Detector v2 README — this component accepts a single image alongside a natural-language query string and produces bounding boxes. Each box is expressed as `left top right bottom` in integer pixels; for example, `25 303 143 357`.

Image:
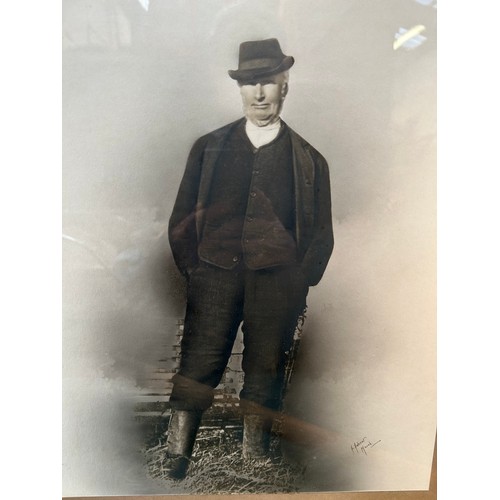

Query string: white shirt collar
245 119 282 148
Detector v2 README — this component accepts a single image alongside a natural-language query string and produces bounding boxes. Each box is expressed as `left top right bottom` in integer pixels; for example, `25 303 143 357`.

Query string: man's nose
255 83 264 100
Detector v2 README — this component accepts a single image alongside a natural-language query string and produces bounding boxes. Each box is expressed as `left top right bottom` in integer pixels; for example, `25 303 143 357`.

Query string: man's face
239 72 288 127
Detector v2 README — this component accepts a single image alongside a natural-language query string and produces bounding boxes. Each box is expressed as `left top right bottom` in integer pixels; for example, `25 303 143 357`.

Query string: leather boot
242 414 272 460
164 410 202 480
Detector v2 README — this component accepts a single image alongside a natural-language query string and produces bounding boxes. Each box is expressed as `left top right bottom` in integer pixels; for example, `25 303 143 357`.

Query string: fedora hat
228 38 294 82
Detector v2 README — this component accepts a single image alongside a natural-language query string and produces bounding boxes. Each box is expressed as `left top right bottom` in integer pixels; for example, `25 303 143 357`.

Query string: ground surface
144 426 306 494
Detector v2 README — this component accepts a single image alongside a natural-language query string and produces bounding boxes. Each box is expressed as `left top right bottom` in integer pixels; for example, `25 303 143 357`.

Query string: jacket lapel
195 119 244 240
289 127 315 253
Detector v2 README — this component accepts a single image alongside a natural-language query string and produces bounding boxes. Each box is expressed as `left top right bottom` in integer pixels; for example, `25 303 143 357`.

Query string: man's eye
241 80 274 87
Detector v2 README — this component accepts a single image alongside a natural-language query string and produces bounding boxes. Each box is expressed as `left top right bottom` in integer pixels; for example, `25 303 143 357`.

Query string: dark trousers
169 262 309 412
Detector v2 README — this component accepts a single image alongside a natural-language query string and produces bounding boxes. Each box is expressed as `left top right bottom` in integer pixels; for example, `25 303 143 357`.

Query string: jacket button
232 256 239 262
250 192 256 198
246 216 254 222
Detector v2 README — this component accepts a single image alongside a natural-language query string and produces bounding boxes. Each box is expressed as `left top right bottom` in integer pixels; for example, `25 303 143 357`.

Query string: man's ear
281 82 289 98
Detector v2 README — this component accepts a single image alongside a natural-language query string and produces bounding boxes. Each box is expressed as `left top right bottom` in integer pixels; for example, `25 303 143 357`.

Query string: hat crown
238 38 285 65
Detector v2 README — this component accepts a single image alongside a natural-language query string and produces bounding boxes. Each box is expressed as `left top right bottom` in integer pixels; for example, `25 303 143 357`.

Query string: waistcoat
198 121 298 270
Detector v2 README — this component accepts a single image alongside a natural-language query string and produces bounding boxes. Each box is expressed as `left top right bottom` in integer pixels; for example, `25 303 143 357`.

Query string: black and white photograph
62 0 436 496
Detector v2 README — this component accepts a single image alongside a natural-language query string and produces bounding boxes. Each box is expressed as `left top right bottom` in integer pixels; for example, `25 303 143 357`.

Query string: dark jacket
169 118 334 286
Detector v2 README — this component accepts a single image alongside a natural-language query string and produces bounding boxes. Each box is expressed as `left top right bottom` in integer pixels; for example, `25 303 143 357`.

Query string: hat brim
228 56 294 82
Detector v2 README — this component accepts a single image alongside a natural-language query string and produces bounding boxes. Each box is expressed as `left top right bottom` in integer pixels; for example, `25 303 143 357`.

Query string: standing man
166 38 333 479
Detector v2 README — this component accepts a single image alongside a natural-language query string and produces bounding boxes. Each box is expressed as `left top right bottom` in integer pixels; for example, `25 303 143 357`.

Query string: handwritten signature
351 436 381 455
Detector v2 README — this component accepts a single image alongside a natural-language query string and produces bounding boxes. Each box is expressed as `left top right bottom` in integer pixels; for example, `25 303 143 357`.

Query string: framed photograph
62 0 436 497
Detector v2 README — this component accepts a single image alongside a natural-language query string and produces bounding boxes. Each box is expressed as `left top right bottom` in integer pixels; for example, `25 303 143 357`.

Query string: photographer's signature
351 436 381 455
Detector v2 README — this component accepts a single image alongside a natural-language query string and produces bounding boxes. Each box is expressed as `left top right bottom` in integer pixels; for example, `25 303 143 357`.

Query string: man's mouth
252 103 269 108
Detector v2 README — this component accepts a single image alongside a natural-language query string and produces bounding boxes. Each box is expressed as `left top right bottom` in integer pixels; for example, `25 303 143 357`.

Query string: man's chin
247 115 279 127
